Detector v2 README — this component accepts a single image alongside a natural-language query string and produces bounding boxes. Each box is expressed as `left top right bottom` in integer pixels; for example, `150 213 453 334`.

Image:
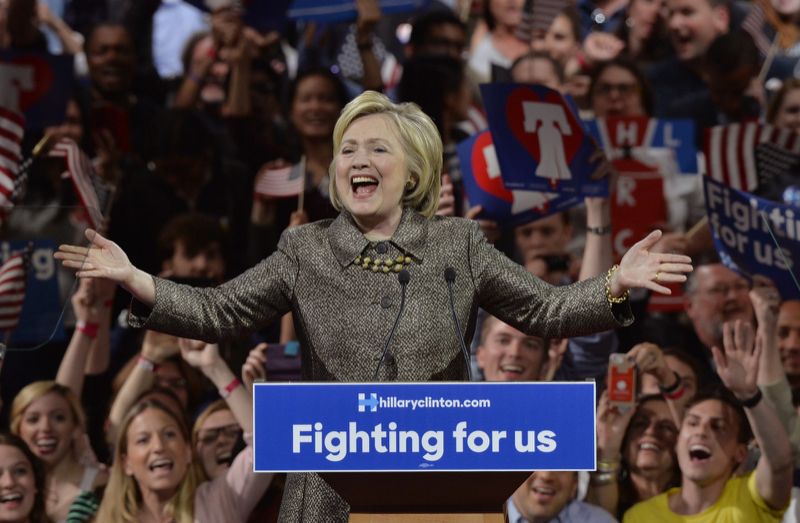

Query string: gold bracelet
590 471 617 486
605 264 629 304
597 459 621 473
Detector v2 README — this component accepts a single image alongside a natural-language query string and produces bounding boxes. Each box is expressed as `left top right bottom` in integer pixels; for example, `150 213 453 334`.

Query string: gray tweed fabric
129 207 632 521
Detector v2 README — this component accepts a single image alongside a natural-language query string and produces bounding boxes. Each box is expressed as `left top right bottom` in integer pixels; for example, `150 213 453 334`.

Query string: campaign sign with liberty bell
480 83 608 196
457 130 581 227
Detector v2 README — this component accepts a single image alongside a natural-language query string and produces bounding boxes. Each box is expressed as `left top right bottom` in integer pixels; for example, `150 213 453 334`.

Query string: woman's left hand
611 230 693 296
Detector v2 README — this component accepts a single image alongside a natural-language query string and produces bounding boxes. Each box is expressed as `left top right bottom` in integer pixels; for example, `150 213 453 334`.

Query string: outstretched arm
713 321 793 510
57 227 297 343
55 229 155 306
474 224 692 339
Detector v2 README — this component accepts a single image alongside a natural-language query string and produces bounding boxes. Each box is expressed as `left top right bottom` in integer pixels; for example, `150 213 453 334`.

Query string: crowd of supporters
1 0 800 521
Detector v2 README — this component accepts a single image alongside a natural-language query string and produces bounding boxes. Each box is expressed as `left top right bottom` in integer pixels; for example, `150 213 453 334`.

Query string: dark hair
150 109 215 159
588 57 655 116
288 68 349 113
685 385 753 444
181 30 212 79
614 0 673 62
662 347 705 394
510 51 566 84
157 212 227 266
767 78 800 124
706 30 760 74
85 22 133 52
559 6 581 44
398 54 465 138
617 394 680 517
409 9 467 49
0 433 50 523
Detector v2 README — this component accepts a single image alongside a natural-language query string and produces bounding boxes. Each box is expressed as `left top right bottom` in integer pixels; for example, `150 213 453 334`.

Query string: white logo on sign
522 102 572 181
483 144 501 179
0 63 35 112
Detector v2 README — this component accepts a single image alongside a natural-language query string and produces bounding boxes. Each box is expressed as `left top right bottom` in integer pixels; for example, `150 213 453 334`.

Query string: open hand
612 230 693 295
55 229 134 284
712 320 761 399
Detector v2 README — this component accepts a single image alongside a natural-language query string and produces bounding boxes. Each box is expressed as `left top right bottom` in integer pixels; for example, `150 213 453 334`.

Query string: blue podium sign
253 382 596 472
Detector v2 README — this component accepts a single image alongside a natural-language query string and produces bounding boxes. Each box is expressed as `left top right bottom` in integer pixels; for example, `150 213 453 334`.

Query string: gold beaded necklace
355 254 413 273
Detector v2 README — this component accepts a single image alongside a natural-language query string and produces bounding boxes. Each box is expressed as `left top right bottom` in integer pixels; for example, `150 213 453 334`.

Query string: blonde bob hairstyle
329 90 443 218
10 381 87 436
95 398 202 523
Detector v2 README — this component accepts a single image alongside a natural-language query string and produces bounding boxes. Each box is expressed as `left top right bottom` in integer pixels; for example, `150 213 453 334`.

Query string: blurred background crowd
1 0 800 521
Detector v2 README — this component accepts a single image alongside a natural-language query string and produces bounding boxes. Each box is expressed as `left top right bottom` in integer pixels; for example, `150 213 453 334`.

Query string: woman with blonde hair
94 340 272 523
10 382 106 523
56 90 693 520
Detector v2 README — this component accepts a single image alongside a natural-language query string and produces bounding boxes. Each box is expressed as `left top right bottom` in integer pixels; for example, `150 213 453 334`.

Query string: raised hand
242 342 268 392
596 390 636 458
749 276 780 327
178 338 221 371
628 342 673 387
436 174 456 216
712 320 761 399
55 229 133 283
611 230 693 296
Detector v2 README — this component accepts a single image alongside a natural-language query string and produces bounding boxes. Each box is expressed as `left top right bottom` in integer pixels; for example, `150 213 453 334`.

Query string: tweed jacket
129 207 633 521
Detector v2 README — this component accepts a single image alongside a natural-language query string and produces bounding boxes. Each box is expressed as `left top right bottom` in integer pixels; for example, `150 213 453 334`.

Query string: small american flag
48 138 110 229
741 2 773 57
254 162 305 198
0 246 32 332
704 123 800 191
0 107 24 217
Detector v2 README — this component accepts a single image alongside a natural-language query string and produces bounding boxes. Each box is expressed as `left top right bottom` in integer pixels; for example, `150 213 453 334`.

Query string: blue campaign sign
703 176 800 299
585 117 698 174
457 131 582 227
253 382 596 472
2 240 66 345
0 52 73 129
288 0 427 22
480 83 608 197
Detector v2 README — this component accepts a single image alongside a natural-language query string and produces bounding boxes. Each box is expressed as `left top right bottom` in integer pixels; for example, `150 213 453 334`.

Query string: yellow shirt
623 472 786 523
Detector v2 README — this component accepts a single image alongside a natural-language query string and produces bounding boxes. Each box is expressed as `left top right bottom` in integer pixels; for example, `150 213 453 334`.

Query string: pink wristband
220 378 241 399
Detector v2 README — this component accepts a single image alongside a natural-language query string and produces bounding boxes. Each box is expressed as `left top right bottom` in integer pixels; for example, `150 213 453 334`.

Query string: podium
321 470 530 522
253 382 596 522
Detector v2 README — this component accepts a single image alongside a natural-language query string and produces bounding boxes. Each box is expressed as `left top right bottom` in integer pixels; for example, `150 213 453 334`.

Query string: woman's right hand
55 229 133 283
55 229 155 305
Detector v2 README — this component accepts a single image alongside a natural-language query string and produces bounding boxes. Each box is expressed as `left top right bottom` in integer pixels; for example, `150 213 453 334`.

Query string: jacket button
376 242 388 254
381 296 392 308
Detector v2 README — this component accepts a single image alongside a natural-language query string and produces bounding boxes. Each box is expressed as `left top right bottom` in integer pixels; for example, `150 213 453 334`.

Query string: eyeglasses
594 82 639 98
700 281 751 298
197 424 242 446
